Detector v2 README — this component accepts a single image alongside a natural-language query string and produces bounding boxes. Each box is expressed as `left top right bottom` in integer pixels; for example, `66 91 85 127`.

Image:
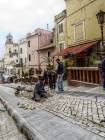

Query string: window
59 43 65 51
9 39 12 42
9 49 12 57
28 41 30 47
48 51 51 57
20 48 22 54
73 21 85 42
59 23 63 34
25 58 26 63
20 58 23 64
50 39 53 43
29 54 31 61
9 48 11 53
9 50 11 54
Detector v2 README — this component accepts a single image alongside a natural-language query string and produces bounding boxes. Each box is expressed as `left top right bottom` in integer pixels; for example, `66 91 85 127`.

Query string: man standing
101 55 105 90
43 69 48 86
48 70 57 90
56 59 64 92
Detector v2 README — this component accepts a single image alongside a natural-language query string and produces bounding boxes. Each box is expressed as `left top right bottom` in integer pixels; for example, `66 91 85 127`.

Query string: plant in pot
90 54 97 66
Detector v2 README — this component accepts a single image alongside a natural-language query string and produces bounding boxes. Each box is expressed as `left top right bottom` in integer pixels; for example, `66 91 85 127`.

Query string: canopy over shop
53 40 100 67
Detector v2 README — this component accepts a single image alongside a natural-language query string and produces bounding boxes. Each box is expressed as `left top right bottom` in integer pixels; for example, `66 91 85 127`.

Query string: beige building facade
18 38 28 75
54 10 67 51
64 0 105 85
4 33 19 75
4 34 28 77
65 0 105 46
0 59 4 73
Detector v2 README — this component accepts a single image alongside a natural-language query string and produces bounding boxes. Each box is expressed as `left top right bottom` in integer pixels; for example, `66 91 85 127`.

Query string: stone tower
6 33 13 44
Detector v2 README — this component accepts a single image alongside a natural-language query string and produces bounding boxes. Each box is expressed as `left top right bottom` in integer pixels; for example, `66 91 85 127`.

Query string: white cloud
0 0 65 58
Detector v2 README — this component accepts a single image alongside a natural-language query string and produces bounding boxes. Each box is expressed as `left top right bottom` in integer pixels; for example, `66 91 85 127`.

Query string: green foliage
40 56 54 70
90 54 97 65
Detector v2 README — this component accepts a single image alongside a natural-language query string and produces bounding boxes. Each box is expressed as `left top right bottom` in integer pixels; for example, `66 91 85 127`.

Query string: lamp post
96 10 105 52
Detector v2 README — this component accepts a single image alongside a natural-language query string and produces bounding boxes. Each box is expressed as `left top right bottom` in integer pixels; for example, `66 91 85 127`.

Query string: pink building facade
27 28 55 72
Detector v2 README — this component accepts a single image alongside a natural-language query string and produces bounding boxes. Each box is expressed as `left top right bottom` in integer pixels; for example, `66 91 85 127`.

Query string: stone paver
0 86 105 140
0 101 27 140
39 95 105 137
5 84 105 137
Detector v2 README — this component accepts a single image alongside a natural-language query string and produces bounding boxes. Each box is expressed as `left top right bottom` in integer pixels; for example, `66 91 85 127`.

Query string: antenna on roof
47 24 49 30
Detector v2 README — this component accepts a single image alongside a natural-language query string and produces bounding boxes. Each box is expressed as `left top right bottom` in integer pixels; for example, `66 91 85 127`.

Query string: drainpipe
38 34 40 69
36 32 41 70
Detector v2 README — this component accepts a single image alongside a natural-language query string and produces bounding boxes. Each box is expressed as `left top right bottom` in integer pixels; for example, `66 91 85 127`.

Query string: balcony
12 52 18 57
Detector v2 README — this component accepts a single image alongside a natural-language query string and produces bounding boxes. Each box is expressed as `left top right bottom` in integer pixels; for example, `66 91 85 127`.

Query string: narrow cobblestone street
0 101 27 140
17 88 105 138
40 94 105 137
0 85 105 140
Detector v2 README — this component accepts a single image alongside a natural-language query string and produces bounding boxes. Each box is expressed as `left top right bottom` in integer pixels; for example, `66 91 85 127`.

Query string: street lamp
96 10 105 51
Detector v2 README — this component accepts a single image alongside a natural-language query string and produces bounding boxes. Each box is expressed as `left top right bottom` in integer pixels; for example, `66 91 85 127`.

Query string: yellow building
65 0 105 46
54 10 67 51
63 0 105 85
55 0 105 67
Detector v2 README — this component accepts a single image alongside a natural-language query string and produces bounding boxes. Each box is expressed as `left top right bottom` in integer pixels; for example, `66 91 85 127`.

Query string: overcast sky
0 0 65 59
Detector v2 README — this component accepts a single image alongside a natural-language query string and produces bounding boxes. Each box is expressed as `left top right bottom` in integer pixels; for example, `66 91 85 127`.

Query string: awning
53 41 99 57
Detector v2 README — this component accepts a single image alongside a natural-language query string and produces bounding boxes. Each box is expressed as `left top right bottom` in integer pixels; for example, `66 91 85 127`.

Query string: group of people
32 58 64 101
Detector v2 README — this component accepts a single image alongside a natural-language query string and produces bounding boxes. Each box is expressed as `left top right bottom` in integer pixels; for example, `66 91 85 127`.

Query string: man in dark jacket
48 70 57 90
32 77 47 101
56 59 64 92
101 55 105 90
43 69 48 86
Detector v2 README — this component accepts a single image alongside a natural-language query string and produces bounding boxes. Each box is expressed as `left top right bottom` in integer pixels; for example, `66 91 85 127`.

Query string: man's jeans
57 74 64 91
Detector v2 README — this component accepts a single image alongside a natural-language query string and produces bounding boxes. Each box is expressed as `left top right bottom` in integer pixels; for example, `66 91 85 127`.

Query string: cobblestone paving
1 85 105 138
0 102 27 140
17 93 105 138
40 94 105 137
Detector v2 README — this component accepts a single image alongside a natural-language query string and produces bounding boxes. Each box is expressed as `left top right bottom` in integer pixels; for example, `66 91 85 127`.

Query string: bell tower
6 33 13 44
